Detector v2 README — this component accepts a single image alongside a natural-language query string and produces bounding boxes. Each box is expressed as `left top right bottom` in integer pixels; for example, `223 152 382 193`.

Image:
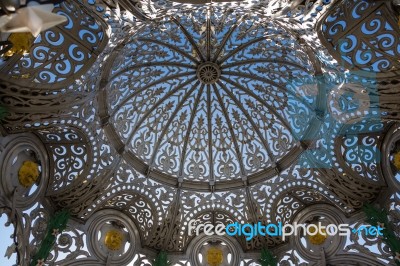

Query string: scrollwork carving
318 0 400 77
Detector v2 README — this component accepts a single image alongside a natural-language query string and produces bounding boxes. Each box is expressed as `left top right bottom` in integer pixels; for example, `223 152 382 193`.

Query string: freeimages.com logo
188 220 383 241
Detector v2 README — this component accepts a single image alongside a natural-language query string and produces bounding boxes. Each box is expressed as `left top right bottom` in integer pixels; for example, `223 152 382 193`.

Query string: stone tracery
0 0 399 265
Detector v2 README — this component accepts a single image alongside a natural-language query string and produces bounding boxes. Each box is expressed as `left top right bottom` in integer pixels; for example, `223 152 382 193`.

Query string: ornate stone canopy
0 0 399 265
100 7 319 189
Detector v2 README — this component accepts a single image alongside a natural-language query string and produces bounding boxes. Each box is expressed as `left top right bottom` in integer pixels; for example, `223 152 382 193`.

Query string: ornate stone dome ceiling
2 0 400 265
101 7 320 188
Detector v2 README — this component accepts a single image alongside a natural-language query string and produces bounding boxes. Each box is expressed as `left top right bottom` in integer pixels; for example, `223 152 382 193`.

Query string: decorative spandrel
102 6 320 187
0 0 107 88
319 0 400 76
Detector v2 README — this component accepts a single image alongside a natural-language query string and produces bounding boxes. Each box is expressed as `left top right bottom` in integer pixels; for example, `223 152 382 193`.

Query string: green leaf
0 106 7 121
362 204 400 265
152 250 171 266
259 247 277 266
30 210 70 266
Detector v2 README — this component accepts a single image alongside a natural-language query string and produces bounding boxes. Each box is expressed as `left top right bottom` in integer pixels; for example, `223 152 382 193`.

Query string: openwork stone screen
101 7 318 189
0 0 399 265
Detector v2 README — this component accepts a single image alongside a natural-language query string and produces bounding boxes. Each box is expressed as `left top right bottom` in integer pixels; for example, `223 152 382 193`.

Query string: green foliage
0 105 7 121
363 204 389 226
259 248 278 266
30 209 70 266
152 251 171 266
363 204 400 265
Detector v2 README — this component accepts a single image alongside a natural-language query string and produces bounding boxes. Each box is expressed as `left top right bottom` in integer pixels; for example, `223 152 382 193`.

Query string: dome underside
1 0 399 263
104 7 318 184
